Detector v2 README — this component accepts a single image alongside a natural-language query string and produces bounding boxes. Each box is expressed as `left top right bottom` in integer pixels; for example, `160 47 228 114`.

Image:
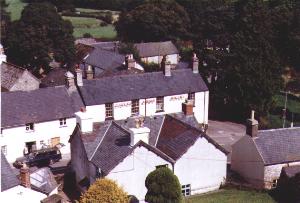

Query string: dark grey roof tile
1 152 20 191
134 41 179 57
254 128 300 165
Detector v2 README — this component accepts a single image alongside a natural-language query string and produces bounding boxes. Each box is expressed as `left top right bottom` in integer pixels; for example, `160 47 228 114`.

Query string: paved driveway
207 120 246 163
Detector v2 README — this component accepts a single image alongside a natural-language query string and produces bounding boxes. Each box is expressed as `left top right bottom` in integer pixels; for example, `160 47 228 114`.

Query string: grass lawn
185 189 275 203
62 16 117 39
6 0 27 21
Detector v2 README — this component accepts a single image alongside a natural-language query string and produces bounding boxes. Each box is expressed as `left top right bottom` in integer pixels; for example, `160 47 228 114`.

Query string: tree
79 178 129 203
5 3 75 72
209 0 283 120
1 0 11 43
145 167 183 203
115 0 190 42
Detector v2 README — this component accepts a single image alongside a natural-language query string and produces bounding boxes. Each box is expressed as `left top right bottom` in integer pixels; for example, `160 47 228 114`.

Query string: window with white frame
1 145 7 156
105 103 113 119
26 123 34 131
188 92 195 105
59 118 67 126
131 100 139 116
181 184 191 196
156 96 164 112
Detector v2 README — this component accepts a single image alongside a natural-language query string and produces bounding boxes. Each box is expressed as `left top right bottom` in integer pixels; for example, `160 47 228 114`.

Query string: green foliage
145 167 183 203
5 2 75 71
185 188 274 203
118 42 140 61
275 172 300 202
79 178 129 203
22 0 75 12
1 0 11 43
115 0 190 42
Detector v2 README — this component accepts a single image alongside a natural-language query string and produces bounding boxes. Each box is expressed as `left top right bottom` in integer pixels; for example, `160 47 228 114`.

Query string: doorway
25 141 36 154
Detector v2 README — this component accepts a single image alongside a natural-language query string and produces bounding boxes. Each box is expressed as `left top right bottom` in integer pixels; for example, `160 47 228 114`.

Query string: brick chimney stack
161 56 171 77
75 68 83 86
246 110 258 137
182 100 194 116
86 65 94 80
20 163 30 188
126 54 135 70
192 53 199 74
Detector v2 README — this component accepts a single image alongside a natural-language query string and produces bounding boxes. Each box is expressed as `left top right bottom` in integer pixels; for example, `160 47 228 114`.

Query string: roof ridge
2 61 26 70
259 127 300 133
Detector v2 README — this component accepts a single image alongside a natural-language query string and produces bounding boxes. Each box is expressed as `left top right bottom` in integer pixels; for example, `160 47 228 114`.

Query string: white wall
194 91 209 124
85 91 209 125
1 117 76 162
174 137 227 195
107 146 172 200
264 161 300 189
141 54 178 65
231 135 265 188
0 185 47 203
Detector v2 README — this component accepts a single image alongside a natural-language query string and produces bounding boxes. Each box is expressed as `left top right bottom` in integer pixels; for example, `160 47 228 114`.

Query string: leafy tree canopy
79 178 129 203
1 0 11 43
145 167 183 203
5 2 75 71
115 0 190 42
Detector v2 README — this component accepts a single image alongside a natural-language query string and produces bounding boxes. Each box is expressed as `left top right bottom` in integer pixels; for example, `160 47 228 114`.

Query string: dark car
13 147 62 168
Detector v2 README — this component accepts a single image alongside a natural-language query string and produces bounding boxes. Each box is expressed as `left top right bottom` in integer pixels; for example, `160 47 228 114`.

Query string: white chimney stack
192 53 199 74
129 119 150 146
75 111 93 133
75 68 83 86
0 44 7 65
126 54 135 70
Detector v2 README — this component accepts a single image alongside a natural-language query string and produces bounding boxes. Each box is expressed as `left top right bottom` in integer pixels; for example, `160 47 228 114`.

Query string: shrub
83 33 93 38
79 178 129 203
145 167 183 203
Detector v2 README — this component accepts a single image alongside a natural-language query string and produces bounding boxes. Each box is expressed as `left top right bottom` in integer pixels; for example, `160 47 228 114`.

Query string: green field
185 189 275 203
62 16 117 39
5 0 27 21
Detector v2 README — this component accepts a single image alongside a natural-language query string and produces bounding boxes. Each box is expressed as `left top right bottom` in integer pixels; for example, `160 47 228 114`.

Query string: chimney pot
20 163 31 188
246 110 258 137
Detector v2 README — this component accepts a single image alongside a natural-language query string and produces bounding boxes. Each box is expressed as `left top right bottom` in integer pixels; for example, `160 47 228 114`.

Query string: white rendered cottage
76 54 208 125
69 113 228 200
134 41 179 65
0 79 84 162
231 112 300 189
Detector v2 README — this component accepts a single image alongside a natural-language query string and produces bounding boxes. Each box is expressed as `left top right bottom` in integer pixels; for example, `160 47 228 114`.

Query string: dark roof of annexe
79 68 208 106
253 127 300 165
1 86 84 128
1 152 20 191
134 41 179 58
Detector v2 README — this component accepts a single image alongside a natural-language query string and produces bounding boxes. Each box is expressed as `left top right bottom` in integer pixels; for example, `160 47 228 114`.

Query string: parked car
13 147 62 168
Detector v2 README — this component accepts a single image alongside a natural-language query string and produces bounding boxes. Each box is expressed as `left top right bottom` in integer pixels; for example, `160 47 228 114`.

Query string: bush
83 33 93 38
145 167 183 203
79 178 129 203
100 21 108 26
104 12 113 24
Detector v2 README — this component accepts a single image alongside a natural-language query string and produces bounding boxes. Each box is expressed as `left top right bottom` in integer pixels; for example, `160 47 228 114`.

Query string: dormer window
131 100 139 116
59 118 67 126
26 123 34 131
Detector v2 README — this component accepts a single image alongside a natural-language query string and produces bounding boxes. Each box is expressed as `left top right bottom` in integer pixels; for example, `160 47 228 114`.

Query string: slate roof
92 41 120 52
79 68 208 106
134 41 179 57
40 68 68 88
1 62 40 91
253 128 300 165
1 86 84 128
1 152 20 191
282 165 300 178
84 48 125 71
75 113 227 175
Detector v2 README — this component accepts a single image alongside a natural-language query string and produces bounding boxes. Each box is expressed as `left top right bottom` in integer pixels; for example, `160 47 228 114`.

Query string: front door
25 141 36 154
